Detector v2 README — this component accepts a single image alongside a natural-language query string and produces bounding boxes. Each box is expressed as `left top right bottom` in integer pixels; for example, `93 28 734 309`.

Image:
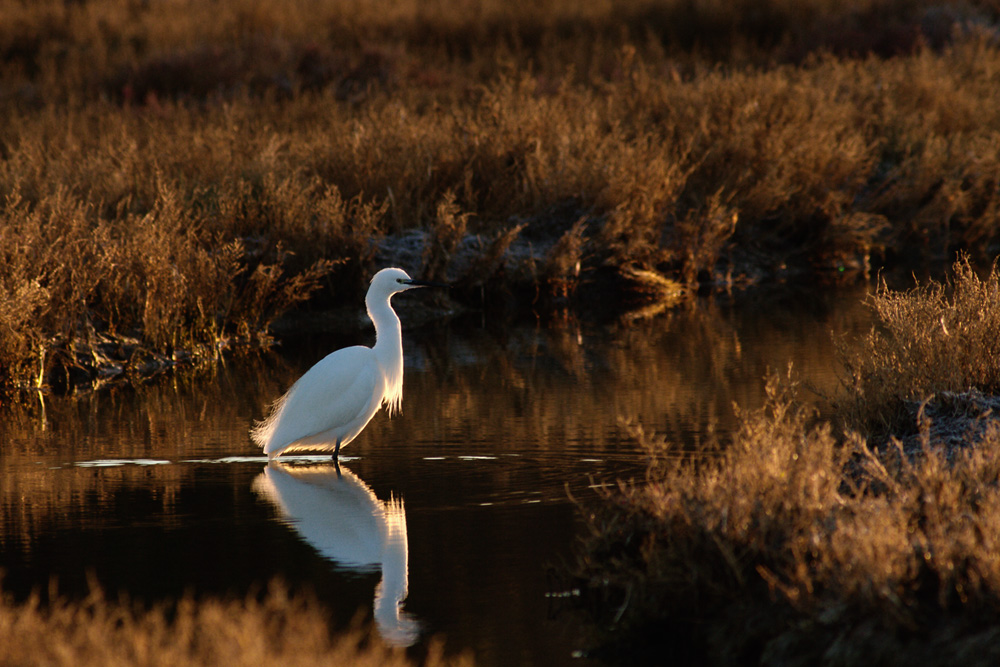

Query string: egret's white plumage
251 267 436 459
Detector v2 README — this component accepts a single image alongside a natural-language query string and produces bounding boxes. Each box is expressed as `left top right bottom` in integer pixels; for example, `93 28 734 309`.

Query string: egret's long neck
368 292 404 414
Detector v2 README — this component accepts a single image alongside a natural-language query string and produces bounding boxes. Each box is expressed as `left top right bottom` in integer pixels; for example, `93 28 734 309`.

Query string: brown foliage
574 259 1000 664
3 0 1000 391
0 580 471 667
576 379 1000 664
841 255 1000 434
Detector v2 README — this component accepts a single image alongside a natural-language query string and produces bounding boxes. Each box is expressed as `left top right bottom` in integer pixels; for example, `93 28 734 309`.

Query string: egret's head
370 267 448 297
370 267 415 294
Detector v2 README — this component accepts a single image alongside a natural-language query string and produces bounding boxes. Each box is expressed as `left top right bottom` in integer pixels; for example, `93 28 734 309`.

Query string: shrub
840 255 1000 435
573 258 1000 664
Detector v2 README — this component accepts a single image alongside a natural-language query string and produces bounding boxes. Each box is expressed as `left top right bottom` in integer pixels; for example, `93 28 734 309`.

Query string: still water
0 285 872 666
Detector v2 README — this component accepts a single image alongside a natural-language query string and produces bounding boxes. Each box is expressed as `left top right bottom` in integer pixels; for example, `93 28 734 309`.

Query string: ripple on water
73 459 171 468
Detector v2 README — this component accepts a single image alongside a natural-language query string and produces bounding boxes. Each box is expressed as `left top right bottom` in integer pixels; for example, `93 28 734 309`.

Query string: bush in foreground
572 257 1000 665
0 580 470 667
840 256 1000 436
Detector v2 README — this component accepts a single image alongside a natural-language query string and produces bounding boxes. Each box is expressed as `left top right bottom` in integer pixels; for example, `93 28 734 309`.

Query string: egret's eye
396 278 404 283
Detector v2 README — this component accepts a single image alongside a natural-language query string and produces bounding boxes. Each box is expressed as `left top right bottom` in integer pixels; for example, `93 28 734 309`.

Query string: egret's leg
332 439 342 477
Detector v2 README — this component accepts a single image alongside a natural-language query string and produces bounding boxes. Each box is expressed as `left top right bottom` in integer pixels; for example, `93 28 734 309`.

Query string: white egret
252 462 419 646
251 267 442 461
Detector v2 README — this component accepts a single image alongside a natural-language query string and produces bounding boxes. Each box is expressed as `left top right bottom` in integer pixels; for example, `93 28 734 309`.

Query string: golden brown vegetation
841 256 1000 435
571 258 1000 665
2 0 1000 393
0 580 470 667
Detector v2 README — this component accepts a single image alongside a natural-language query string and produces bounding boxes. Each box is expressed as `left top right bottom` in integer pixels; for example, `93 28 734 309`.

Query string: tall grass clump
841 255 1000 435
0 180 334 393
572 258 1000 665
0 579 471 667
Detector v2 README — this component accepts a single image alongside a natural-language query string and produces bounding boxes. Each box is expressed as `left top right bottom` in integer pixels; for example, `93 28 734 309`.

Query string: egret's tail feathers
249 419 269 448
251 392 291 452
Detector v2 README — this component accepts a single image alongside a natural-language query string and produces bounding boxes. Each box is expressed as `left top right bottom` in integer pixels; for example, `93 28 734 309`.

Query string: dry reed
0 579 471 667
572 258 1000 665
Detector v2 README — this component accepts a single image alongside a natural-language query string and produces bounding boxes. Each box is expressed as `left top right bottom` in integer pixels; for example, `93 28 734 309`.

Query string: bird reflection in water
252 462 419 646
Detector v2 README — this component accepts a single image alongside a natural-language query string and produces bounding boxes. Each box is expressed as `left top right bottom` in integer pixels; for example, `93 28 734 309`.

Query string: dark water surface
0 286 872 666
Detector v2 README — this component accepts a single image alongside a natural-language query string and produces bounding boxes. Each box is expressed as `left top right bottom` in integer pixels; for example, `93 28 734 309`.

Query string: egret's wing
257 346 380 454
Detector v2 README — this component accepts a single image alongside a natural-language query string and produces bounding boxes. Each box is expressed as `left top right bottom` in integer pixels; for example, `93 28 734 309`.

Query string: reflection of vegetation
573 258 1000 665
0 353 293 550
0 580 470 667
365 288 872 462
2 0 1000 392
2 294 868 560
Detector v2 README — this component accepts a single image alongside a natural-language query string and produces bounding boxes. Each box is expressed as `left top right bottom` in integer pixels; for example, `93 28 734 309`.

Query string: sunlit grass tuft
0 579 471 667
841 255 1000 435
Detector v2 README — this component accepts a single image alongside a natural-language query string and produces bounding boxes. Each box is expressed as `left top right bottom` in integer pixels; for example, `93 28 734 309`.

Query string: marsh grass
0 579 470 667
3 0 1000 392
572 258 1000 665
840 256 1000 436
0 179 335 392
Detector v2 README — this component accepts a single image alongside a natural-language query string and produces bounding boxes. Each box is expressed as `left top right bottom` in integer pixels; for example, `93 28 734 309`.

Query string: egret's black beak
403 279 450 289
